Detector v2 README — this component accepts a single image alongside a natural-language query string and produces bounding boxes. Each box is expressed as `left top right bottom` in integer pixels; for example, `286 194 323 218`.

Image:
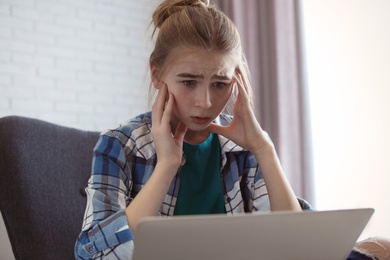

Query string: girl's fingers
235 72 249 100
152 84 168 126
233 68 252 109
174 121 188 142
206 122 227 136
161 92 174 125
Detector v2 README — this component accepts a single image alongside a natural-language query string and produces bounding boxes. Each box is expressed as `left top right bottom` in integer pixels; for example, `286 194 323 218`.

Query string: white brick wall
0 0 159 131
0 1 159 258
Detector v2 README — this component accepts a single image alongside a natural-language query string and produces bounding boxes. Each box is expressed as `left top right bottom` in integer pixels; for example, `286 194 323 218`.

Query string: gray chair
0 115 314 260
0 116 100 260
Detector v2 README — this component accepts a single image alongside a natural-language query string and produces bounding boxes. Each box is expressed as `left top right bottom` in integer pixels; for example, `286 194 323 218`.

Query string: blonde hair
148 0 252 113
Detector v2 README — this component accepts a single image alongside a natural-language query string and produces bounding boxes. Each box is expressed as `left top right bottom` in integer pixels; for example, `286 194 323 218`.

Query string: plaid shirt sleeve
75 134 135 259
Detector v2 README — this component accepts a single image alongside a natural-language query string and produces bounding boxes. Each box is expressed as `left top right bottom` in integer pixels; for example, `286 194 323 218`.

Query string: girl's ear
150 62 161 89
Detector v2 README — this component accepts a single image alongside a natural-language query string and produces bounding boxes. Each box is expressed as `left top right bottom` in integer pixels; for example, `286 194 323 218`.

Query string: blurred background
303 0 390 246
1 0 389 259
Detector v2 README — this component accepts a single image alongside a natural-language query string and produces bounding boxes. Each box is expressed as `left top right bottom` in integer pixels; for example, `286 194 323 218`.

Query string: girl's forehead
168 49 236 75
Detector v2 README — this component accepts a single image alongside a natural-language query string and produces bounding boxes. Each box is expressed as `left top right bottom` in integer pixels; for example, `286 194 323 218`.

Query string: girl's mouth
191 116 211 125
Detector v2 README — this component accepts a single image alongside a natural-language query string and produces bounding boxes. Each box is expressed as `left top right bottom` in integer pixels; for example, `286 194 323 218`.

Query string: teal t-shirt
174 133 226 215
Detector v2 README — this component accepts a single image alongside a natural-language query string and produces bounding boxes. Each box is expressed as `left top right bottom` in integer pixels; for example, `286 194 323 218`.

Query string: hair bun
152 0 210 30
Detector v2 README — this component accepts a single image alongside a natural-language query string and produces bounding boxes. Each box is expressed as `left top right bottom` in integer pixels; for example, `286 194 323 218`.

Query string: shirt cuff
82 210 134 256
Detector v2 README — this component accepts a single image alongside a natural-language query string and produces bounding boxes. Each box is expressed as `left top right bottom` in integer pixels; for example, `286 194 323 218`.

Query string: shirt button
86 245 94 252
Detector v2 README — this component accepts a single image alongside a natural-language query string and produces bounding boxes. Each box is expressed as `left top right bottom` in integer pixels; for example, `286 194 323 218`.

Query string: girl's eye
183 80 196 87
213 82 227 89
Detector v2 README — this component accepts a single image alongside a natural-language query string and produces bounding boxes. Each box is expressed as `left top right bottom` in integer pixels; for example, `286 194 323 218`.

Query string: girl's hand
151 84 188 171
207 69 271 155
208 70 301 212
126 84 188 232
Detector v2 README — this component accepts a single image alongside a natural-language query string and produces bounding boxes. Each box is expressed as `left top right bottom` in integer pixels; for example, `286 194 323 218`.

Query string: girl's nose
194 87 212 109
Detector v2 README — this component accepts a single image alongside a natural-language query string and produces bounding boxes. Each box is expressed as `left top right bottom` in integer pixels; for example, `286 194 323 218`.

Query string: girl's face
154 49 236 143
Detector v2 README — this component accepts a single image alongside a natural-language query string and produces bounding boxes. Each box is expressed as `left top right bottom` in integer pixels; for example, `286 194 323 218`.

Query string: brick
113 16 133 29
0 74 12 86
36 45 75 59
38 67 76 80
0 52 12 63
55 15 92 30
4 40 36 53
0 27 13 38
56 35 95 51
36 88 76 101
0 16 34 30
0 63 37 77
112 35 133 47
36 0 76 16
95 103 122 114
5 86 34 99
94 61 130 75
113 96 136 108
0 39 35 53
12 98 53 111
57 0 96 9
12 53 32 63
77 71 113 84
36 21 75 37
77 8 113 24
116 93 148 108
93 82 126 95
109 0 145 10
96 3 131 18
0 3 10 15
0 97 10 110
12 6 53 22
57 80 94 93
78 92 113 104
96 42 128 55
33 55 54 67
93 113 124 128
56 58 93 71
1 0 35 7
14 30 55 45
75 28 112 43
74 49 113 63
78 114 106 125
14 76 54 89
114 12 149 30
112 52 144 64
13 53 54 67
94 22 128 36
55 101 94 114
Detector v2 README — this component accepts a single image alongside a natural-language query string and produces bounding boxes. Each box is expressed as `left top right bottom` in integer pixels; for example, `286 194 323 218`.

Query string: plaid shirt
75 112 270 259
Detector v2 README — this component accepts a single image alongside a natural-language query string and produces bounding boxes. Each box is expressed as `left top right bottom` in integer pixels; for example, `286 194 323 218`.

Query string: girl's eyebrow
176 73 231 81
176 73 203 79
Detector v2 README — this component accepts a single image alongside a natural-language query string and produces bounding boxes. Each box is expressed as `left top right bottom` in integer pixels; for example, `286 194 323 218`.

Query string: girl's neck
184 129 210 145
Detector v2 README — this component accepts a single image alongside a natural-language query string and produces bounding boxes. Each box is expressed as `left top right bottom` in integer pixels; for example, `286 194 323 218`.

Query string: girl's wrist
155 159 181 177
250 139 275 159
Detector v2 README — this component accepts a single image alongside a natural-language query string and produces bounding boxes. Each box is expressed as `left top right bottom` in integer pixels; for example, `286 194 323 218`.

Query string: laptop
132 208 374 260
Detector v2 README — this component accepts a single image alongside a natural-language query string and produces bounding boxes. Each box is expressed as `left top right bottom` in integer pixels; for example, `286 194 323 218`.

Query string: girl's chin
186 120 213 130
185 122 212 133
186 125 209 134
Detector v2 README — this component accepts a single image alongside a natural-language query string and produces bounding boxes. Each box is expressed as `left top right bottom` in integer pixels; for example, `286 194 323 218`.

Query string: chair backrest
0 116 100 260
